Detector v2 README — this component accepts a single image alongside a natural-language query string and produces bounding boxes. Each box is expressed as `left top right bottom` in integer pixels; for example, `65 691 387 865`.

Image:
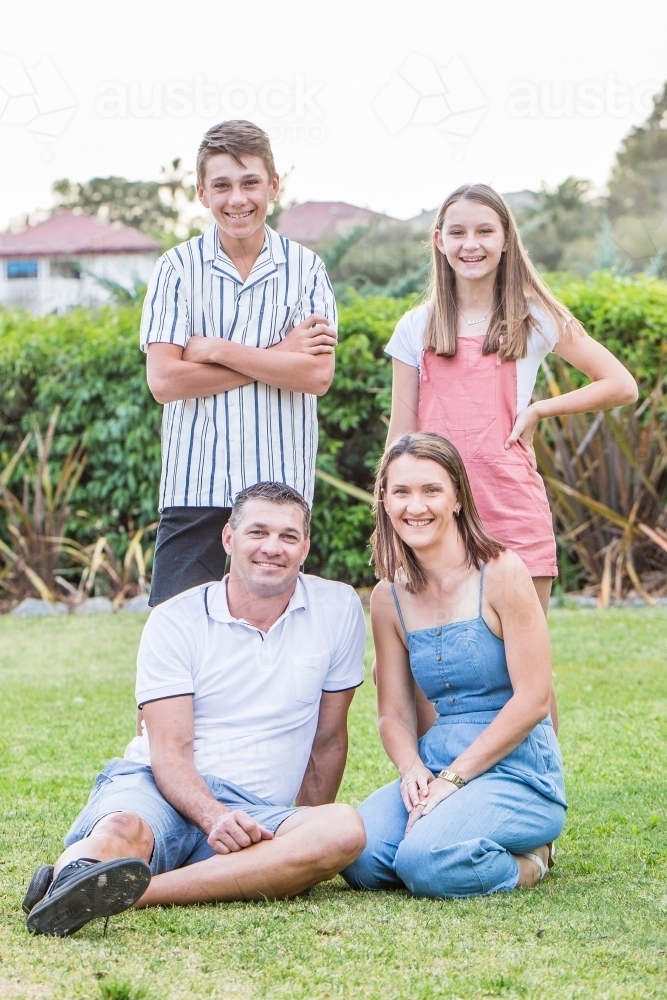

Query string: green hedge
0 273 663 586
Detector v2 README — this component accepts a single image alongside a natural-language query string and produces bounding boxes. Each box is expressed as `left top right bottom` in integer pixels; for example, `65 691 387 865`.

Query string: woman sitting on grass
343 432 566 898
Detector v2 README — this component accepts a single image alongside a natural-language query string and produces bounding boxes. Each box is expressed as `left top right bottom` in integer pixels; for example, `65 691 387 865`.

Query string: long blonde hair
424 183 583 361
371 433 505 594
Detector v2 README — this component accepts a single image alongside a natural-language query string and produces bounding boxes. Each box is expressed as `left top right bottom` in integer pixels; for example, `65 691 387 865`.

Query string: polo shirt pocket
293 653 329 704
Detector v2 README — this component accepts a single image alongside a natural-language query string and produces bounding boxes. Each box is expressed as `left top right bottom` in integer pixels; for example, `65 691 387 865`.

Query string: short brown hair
229 482 311 537
196 120 277 187
371 432 504 593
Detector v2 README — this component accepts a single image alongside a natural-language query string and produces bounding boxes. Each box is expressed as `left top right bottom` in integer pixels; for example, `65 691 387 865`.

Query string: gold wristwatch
437 769 467 789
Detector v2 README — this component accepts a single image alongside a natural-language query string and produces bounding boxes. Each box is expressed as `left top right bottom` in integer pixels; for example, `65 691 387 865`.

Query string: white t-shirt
385 303 560 414
124 574 366 806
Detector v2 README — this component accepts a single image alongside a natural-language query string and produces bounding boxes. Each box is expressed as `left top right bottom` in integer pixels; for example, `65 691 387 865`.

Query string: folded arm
143 695 273 853
147 314 337 404
295 687 357 806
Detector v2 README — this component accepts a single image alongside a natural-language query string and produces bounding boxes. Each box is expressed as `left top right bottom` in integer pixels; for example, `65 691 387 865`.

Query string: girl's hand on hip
400 762 435 814
505 404 540 469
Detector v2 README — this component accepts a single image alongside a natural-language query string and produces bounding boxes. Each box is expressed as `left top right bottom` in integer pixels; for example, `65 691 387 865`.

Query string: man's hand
272 314 337 356
207 808 274 855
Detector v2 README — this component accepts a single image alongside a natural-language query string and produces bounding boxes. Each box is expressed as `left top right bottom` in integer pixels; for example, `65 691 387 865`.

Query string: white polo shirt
124 574 366 806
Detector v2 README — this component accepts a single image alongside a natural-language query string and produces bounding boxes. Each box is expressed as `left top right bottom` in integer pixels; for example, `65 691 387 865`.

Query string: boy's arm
146 344 254 403
148 315 336 403
182 315 336 396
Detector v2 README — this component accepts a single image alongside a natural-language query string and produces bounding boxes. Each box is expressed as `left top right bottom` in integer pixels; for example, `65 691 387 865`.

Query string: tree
608 82 667 220
52 159 198 244
518 177 603 272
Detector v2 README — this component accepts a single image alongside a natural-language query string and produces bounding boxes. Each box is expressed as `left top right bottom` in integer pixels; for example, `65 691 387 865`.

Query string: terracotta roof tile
277 201 398 244
0 211 161 257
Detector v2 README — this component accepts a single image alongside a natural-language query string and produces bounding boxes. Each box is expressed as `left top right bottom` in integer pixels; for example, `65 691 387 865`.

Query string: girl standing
387 184 637 618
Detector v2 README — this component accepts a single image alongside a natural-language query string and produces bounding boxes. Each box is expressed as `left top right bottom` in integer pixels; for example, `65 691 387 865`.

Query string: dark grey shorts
149 506 232 606
64 759 301 875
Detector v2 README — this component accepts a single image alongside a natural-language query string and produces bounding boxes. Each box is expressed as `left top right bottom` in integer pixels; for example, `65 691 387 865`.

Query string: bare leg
532 576 558 735
532 577 553 616
53 812 154 877
137 803 365 906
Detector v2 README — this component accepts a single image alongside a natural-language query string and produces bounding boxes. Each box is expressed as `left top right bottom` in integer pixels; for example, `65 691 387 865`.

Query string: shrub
0 305 160 559
0 274 664 588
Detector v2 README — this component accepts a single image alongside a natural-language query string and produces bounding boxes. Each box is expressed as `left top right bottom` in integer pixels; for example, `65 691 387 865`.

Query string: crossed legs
53 804 366 907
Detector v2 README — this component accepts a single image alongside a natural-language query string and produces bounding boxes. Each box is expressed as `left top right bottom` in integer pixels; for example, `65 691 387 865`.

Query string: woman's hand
400 762 435 814
504 403 541 468
404 776 460 833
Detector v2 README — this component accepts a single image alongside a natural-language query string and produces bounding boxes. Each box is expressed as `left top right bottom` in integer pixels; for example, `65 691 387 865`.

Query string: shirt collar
206 574 307 632
203 224 287 287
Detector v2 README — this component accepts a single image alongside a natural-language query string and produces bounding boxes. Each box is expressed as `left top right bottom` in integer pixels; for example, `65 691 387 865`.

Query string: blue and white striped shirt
140 224 337 509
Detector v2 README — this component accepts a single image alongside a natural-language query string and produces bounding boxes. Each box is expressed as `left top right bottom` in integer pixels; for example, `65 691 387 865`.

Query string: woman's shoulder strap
478 563 486 617
390 583 408 636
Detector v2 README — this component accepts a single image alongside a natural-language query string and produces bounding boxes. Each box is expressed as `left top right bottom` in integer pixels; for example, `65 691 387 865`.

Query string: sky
1 0 667 230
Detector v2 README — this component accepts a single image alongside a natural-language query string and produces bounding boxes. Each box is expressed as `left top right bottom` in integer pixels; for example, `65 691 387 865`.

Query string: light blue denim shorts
64 758 300 875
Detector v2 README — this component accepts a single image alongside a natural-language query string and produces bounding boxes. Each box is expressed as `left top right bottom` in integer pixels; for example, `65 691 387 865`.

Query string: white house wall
0 252 158 314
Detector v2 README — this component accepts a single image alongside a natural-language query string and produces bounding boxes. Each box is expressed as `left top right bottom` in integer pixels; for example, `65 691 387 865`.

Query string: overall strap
478 563 486 617
391 584 408 636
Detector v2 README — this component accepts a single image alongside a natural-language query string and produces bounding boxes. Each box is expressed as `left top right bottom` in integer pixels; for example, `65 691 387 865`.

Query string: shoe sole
22 865 54 914
27 858 151 937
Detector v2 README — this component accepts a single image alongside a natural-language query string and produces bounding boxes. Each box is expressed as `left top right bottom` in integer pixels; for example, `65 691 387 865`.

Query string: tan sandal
522 842 556 881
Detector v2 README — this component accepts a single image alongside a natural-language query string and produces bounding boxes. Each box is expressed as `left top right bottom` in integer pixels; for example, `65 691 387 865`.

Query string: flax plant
534 356 667 604
0 409 155 604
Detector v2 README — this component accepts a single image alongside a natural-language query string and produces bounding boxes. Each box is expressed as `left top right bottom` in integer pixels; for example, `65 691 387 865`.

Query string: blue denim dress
343 565 566 898
400 566 566 809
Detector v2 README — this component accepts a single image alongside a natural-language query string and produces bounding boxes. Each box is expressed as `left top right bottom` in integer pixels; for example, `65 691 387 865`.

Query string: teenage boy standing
141 119 337 605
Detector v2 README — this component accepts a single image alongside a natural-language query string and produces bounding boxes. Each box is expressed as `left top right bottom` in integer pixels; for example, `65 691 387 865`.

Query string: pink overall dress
418 336 557 577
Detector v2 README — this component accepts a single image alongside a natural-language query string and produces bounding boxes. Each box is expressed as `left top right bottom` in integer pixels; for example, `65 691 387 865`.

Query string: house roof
277 201 399 245
0 211 161 258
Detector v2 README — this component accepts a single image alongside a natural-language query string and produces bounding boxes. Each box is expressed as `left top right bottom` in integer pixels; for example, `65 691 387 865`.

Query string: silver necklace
464 315 487 326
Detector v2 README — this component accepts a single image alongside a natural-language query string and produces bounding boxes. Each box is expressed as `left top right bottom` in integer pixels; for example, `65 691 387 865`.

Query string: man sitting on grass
24 482 366 937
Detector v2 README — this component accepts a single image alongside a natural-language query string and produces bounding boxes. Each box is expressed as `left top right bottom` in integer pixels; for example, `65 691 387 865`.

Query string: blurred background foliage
0 276 665 596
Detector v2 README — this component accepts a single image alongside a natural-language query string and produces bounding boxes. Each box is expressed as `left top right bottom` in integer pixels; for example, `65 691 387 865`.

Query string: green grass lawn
1 609 666 1000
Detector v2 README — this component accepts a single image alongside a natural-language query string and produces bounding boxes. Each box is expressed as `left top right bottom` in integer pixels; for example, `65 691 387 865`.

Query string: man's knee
311 804 366 867
90 812 154 856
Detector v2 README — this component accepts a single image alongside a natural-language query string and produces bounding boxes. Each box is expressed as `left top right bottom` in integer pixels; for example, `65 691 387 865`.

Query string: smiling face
197 152 279 244
383 454 461 553
434 199 507 283
223 499 310 598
